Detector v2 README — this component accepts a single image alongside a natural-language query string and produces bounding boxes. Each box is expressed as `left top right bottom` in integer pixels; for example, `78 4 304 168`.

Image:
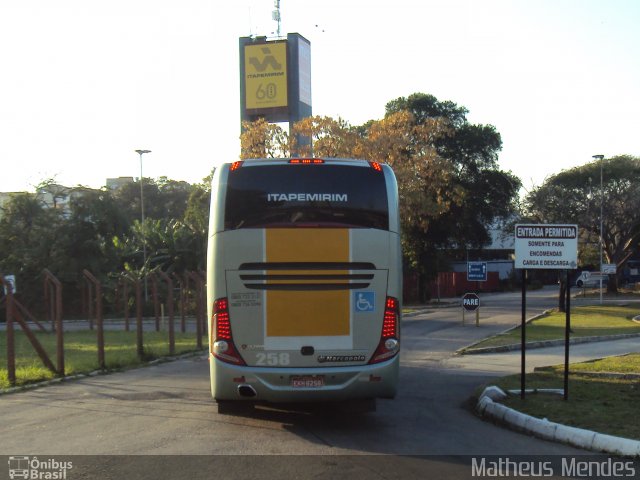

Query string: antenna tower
272 0 282 37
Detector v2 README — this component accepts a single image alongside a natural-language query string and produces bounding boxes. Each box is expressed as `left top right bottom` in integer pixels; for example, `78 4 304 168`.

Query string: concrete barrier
483 400 510 422
553 424 596 450
482 385 507 401
524 416 558 441
503 408 531 431
477 385 640 456
592 433 640 457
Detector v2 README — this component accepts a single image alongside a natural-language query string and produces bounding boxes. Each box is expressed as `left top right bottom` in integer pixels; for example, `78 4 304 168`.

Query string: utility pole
593 154 605 305
135 149 151 301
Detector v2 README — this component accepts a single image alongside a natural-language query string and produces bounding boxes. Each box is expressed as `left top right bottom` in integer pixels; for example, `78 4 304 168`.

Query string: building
450 220 516 280
106 177 134 191
36 183 72 212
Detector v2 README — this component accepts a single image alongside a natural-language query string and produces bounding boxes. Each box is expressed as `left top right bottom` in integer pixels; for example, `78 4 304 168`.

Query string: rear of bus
207 158 401 410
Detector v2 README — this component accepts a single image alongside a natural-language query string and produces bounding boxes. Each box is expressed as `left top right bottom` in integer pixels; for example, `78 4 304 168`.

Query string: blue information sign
467 262 487 282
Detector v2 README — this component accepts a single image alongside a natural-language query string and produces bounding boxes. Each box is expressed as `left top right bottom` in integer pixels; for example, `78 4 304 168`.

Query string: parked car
575 271 609 288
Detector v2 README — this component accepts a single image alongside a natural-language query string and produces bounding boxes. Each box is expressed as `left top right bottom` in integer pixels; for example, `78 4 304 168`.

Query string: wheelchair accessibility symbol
355 292 375 312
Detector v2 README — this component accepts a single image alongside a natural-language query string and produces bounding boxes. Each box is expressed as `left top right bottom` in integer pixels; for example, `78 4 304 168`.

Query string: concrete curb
402 302 458 318
476 386 640 457
461 332 640 355
455 310 553 354
550 371 640 380
0 349 207 396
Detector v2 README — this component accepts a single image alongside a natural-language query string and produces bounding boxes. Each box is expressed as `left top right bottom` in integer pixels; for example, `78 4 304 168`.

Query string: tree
525 155 640 294
240 110 465 300
384 94 521 300
239 95 520 301
35 178 70 210
112 177 193 225
386 93 521 254
240 118 290 159
183 171 214 272
0 193 63 308
59 188 130 275
355 110 462 283
155 177 193 220
293 116 361 158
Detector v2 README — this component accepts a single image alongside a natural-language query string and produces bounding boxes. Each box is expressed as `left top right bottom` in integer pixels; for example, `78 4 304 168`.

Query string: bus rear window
224 164 389 230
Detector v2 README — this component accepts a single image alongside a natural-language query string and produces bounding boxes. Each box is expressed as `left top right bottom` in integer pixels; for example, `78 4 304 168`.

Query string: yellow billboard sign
244 41 288 110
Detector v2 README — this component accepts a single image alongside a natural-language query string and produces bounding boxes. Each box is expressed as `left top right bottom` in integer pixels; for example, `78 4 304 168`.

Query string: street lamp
593 154 604 305
135 149 151 301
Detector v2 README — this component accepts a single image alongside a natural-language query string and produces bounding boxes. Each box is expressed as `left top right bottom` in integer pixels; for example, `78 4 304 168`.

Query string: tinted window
225 164 389 230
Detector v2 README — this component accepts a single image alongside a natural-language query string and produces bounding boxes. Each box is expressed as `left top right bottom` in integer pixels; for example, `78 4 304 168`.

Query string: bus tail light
212 298 246 365
230 161 244 171
289 158 325 164
369 161 383 172
369 296 400 364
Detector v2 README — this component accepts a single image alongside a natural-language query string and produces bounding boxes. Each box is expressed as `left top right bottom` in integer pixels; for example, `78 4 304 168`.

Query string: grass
488 357 640 440
0 329 204 389
470 305 640 349
473 304 640 440
575 287 640 299
540 352 640 375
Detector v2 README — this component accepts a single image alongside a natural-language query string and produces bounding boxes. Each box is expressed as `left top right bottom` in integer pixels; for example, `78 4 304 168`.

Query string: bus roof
231 158 379 167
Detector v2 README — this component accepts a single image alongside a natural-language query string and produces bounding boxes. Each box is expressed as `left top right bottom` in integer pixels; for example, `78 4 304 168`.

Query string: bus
207 158 401 413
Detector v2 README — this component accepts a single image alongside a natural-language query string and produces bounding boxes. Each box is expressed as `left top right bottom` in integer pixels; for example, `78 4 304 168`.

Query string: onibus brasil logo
8 456 72 479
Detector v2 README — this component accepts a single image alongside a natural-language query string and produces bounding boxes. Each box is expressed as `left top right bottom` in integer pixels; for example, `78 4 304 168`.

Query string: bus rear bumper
210 354 399 403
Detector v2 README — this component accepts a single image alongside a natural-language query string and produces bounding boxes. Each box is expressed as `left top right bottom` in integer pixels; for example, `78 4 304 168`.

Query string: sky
0 0 638 194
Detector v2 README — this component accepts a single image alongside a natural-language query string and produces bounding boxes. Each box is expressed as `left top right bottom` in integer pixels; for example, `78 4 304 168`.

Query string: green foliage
525 155 640 291
0 172 212 314
385 93 521 298
0 193 62 306
238 93 522 302
468 305 640 349
183 179 212 272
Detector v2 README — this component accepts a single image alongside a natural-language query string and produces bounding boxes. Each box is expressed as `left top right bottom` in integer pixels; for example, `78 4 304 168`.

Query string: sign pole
514 224 579 401
564 269 571 401
5 278 16 386
521 269 527 400
461 292 480 324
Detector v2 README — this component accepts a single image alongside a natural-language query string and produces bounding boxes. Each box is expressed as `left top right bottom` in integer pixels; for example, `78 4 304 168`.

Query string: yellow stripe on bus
265 229 350 337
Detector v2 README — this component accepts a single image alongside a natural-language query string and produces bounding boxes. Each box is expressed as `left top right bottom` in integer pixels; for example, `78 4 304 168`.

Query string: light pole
593 154 604 305
135 149 151 301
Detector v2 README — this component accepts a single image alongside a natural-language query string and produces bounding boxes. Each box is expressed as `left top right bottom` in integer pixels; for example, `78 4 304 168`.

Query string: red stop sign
462 293 480 311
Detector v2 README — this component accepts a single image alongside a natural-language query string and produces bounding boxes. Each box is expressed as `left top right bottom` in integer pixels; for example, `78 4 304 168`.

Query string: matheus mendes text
472 457 636 477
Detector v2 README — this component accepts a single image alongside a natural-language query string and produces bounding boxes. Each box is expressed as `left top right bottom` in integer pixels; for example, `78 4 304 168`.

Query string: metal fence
1 270 207 388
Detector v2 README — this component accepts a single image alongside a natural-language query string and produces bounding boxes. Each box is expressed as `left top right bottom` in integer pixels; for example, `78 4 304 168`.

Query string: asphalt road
2 287 612 477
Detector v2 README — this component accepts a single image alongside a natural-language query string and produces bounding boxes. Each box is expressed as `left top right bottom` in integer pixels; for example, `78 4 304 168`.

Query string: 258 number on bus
256 352 290 366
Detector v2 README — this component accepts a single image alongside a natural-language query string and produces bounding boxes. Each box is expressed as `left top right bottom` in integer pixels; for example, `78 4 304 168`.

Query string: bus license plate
291 376 324 388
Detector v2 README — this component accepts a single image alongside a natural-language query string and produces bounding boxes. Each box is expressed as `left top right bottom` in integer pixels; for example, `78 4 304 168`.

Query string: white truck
574 271 609 288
